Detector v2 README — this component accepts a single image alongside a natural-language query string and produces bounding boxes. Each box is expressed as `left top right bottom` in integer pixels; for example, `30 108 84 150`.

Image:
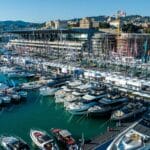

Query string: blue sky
0 0 149 22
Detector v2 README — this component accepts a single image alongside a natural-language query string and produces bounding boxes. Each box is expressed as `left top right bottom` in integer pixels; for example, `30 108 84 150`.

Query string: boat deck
134 121 150 136
83 122 134 150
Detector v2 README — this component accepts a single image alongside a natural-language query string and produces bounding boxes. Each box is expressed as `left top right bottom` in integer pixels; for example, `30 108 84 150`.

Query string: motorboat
111 102 147 121
30 129 59 150
86 92 128 117
54 80 82 101
20 72 35 79
63 94 80 107
63 88 89 107
55 89 68 103
0 135 30 150
18 91 28 101
51 128 79 150
1 96 11 105
77 83 107 104
0 66 14 74
67 101 97 115
40 75 71 97
21 82 42 90
66 80 83 89
91 82 107 92
51 74 72 82
63 91 85 108
55 86 74 103
63 83 92 104
87 104 113 117
39 86 60 96
100 94 128 106
107 112 150 150
87 101 124 117
11 94 21 103
47 74 71 88
81 90 106 103
7 72 22 78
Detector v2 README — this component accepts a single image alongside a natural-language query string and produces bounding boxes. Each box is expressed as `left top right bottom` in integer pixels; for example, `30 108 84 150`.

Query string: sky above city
0 0 149 23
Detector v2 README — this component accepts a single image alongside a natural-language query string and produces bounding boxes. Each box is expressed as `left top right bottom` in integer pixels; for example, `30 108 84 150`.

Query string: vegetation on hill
0 21 43 31
122 23 142 33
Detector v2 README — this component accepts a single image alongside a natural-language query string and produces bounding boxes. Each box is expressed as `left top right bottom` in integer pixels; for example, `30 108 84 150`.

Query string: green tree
122 23 141 33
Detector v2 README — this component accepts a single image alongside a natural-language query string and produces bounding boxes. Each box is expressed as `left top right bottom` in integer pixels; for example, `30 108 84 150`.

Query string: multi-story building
6 28 150 61
92 21 100 28
45 20 68 29
45 21 55 29
7 29 97 60
91 33 116 57
54 20 68 29
80 17 92 29
116 33 150 58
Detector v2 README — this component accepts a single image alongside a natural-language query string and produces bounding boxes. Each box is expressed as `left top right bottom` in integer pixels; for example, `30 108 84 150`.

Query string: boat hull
111 109 147 121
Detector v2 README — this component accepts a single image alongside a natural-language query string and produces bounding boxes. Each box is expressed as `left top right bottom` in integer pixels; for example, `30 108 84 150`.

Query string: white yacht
0 135 30 150
55 88 67 103
64 83 91 103
55 86 72 103
18 91 28 100
21 81 42 90
11 94 21 103
107 112 150 150
55 80 81 103
66 80 83 89
1 96 11 105
39 86 60 96
66 101 97 115
30 129 59 150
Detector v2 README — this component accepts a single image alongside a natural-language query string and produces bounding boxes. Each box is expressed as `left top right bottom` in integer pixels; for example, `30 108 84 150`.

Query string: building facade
80 17 92 29
45 20 68 29
91 33 116 57
116 33 150 59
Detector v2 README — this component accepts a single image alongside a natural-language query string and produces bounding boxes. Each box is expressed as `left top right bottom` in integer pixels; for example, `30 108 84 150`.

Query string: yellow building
80 17 92 29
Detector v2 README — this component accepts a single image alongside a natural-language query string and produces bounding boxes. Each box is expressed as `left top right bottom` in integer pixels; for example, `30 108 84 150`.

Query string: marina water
0 73 114 148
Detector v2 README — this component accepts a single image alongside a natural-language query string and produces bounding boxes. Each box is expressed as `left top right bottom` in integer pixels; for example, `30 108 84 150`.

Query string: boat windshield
8 141 29 150
38 135 52 143
59 130 71 137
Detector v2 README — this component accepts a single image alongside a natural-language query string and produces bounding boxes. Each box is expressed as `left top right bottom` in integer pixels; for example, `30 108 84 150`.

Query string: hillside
0 15 150 32
0 21 43 31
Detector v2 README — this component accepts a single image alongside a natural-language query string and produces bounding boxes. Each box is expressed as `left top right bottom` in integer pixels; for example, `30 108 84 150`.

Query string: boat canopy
82 94 96 101
59 130 71 137
76 84 91 90
68 81 82 87
72 91 82 96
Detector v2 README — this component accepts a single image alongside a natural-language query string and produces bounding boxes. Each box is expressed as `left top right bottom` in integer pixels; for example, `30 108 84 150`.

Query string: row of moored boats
0 83 27 108
39 77 148 121
0 128 80 150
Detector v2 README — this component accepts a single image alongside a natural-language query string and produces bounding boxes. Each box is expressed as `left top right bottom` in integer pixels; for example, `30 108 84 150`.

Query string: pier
83 122 134 150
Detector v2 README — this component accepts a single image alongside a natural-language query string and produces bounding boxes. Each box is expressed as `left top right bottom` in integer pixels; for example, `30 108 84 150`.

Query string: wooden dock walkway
83 122 134 150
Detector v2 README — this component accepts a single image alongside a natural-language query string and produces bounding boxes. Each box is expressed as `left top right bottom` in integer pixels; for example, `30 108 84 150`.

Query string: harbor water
0 73 115 148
